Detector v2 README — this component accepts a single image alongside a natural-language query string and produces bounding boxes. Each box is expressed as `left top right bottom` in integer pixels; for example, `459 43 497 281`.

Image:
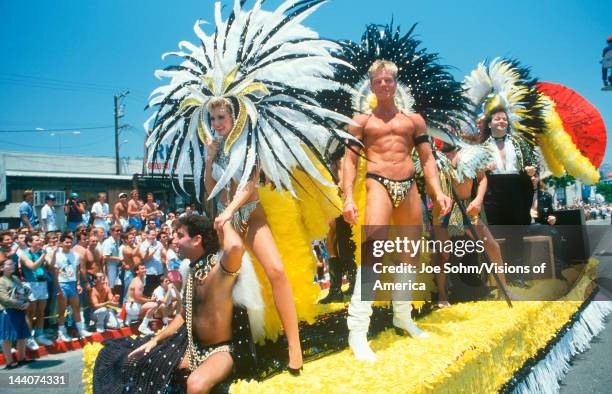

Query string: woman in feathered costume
144 0 355 375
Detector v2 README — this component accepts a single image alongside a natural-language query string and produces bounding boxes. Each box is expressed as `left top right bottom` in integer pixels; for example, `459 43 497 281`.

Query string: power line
0 80 126 96
0 125 114 133
0 72 150 98
0 72 127 91
0 136 111 150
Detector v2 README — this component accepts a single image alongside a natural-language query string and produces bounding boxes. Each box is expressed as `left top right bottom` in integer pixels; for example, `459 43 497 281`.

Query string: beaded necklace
186 254 218 371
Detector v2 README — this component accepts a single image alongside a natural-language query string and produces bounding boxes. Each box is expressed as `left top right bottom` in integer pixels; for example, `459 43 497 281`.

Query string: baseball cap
70 192 79 199
118 192 128 198
45 193 56 201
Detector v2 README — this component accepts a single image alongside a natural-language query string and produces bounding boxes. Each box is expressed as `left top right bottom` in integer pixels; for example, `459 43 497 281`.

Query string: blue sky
1 0 610 165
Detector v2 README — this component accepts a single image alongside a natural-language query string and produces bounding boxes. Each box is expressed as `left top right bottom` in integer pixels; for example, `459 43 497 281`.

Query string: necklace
186 253 218 371
190 253 218 281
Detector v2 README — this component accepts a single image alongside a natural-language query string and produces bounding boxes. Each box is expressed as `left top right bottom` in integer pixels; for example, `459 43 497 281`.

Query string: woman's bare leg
246 206 302 370
469 221 508 288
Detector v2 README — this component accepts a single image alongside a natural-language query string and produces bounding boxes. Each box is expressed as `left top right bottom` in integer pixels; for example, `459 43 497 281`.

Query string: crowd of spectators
0 189 199 365
554 199 611 221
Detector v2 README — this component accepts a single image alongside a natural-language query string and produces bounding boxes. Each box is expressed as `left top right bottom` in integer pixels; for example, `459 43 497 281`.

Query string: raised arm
217 217 245 274
20 250 46 271
204 140 220 197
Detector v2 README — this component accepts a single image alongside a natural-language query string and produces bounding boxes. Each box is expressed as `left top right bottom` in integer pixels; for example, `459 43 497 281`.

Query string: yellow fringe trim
350 157 368 267
540 96 600 185
82 260 598 394
82 341 104 394
230 259 598 393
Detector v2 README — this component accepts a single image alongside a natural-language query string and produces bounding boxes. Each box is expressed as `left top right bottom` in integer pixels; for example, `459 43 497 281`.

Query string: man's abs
365 149 416 180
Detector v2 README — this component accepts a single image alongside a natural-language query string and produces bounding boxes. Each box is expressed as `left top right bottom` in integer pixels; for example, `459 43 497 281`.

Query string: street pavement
0 348 84 393
559 220 612 393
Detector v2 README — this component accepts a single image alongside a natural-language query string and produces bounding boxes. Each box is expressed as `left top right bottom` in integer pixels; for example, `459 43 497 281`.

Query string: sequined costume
211 138 260 235
365 173 415 208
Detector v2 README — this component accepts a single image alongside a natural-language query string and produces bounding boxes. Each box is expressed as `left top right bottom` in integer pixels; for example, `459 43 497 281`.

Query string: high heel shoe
287 365 303 376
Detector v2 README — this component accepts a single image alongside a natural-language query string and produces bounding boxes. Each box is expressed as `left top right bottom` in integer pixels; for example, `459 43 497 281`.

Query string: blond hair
368 60 398 80
206 97 233 117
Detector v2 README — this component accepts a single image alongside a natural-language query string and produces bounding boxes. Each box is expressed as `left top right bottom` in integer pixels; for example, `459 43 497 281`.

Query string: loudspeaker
551 209 589 262
522 235 556 279
553 209 585 225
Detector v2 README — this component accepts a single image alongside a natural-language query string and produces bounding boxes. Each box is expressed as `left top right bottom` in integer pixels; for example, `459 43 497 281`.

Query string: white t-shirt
102 237 120 259
54 250 80 283
92 201 111 231
152 285 177 306
140 240 163 275
102 237 121 287
40 204 57 231
178 258 191 294
15 245 28 259
166 249 180 270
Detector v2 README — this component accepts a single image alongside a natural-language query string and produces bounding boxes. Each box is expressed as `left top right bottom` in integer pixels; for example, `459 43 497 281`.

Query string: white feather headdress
145 0 356 200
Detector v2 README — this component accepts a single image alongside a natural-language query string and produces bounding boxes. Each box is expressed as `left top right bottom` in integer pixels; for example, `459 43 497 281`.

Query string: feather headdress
145 0 356 200
321 22 470 130
463 58 546 144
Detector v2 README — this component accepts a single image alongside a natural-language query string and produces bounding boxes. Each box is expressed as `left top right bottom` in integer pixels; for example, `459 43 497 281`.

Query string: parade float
82 1 611 393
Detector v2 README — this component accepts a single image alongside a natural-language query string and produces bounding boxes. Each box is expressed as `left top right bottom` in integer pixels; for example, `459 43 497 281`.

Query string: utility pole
114 91 129 175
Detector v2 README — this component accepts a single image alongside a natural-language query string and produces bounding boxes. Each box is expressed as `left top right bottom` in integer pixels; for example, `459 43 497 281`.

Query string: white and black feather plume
145 0 356 200
319 22 470 130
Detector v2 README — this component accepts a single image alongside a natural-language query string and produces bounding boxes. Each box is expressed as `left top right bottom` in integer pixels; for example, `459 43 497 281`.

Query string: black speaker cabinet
552 209 590 263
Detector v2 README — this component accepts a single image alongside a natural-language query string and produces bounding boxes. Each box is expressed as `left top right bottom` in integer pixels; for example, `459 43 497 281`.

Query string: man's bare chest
364 117 414 142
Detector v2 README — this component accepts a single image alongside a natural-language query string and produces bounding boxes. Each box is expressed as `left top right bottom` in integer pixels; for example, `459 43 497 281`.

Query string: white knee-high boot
347 267 376 362
392 268 428 338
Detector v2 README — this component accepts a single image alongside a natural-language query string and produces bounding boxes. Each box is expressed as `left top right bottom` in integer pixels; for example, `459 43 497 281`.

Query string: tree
595 181 612 202
544 174 576 189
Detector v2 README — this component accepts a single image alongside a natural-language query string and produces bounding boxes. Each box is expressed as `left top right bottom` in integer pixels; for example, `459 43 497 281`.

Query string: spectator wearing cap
603 36 612 87
114 193 129 231
65 192 85 231
40 194 57 233
19 190 38 231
